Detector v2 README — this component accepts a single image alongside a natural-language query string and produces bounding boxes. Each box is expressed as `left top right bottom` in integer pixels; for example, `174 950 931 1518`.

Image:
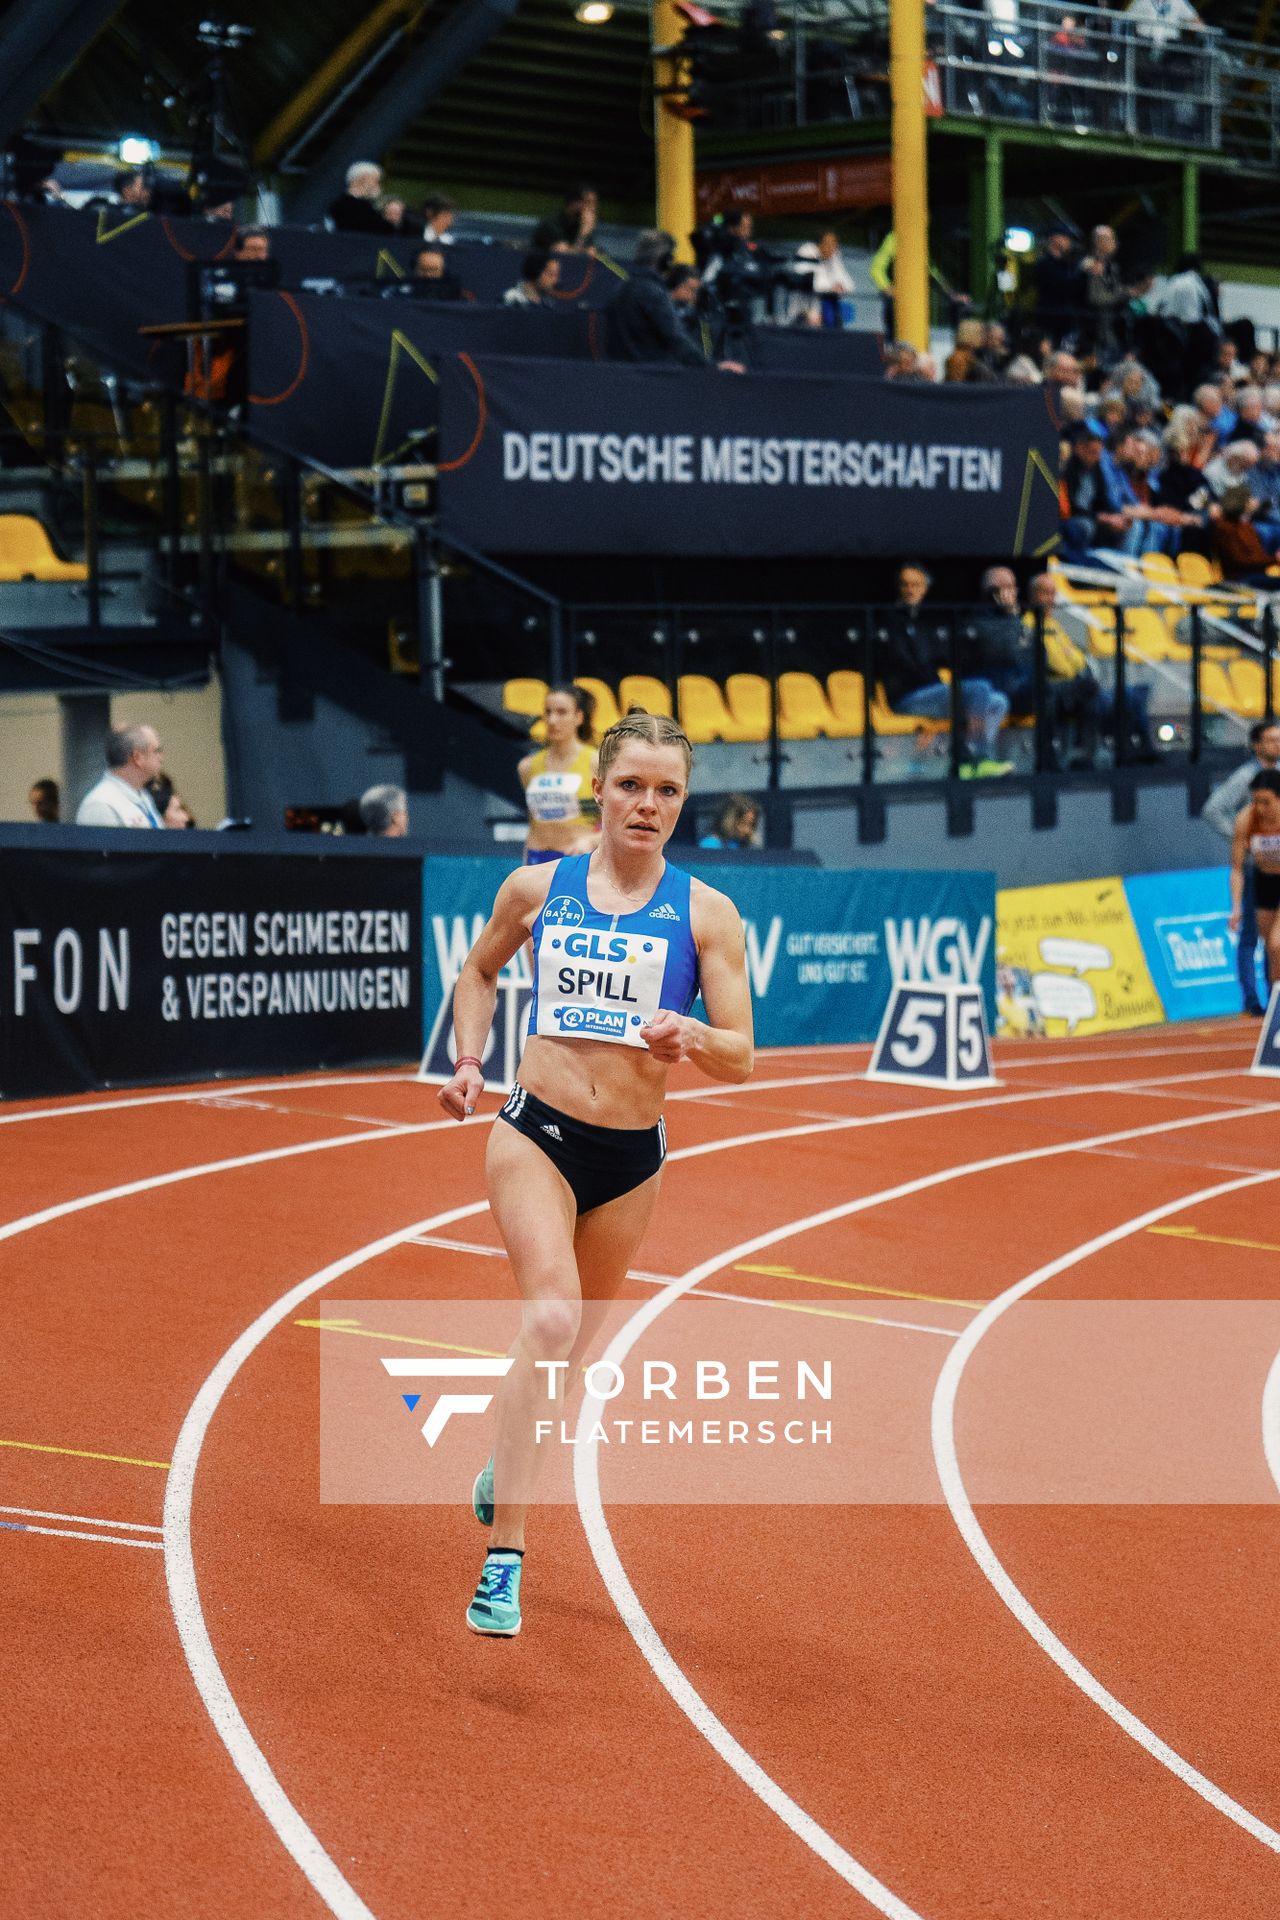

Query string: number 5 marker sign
867 980 997 1089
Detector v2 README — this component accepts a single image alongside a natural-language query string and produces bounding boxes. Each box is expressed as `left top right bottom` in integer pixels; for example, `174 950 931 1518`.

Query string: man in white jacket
75 723 166 828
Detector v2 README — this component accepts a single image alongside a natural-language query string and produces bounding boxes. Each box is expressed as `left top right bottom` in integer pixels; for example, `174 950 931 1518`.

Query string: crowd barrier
996 865 1239 1036
419 855 997 1083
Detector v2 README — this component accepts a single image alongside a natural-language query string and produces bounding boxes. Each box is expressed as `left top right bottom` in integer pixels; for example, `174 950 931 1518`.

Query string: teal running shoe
466 1550 523 1637
472 1456 494 1527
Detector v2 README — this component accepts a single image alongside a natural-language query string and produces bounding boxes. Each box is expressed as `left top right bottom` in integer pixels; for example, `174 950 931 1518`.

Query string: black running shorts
497 1084 666 1215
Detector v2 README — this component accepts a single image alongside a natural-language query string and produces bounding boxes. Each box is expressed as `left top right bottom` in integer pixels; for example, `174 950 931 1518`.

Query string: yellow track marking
736 1262 985 1310
295 1317 505 1358
0 1438 170 1469
1149 1225 1280 1256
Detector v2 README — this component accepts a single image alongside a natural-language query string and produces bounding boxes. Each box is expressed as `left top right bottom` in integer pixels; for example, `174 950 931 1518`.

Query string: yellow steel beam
652 0 696 264
889 0 929 349
253 0 425 170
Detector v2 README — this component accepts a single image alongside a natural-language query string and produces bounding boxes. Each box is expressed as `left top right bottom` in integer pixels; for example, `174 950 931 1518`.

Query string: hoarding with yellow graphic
996 877 1165 1038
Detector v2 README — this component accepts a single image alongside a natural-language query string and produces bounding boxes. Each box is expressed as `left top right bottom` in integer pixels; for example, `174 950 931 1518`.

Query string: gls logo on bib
536 928 668 1048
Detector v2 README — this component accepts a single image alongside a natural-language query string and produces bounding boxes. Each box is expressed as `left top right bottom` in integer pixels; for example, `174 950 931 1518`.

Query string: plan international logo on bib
554 1004 631 1037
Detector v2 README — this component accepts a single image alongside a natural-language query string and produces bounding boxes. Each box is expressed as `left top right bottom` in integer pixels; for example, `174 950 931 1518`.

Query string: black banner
248 290 601 469
746 327 883 379
435 355 1061 558
0 845 422 1098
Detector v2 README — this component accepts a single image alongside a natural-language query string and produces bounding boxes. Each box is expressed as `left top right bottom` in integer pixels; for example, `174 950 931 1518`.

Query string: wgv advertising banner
419 856 995 1075
1123 868 1240 1022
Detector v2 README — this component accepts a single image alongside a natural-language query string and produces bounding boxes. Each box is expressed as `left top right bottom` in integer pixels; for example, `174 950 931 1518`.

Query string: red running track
2 1023 1279 1918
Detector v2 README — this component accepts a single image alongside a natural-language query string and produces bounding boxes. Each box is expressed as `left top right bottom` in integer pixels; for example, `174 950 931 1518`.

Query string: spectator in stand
1102 357 1162 415
1231 386 1271 446
75 724 165 828
421 194 457 246
503 250 560 308
387 244 462 302
1248 429 1280 544
359 784 409 837
884 340 928 381
699 795 761 850
1204 439 1261 502
1005 355 1043 386
793 230 856 328
1154 253 1218 326
380 196 411 235
945 317 996 384
328 162 387 233
28 778 59 823
1027 573 1155 762
876 563 1011 770
1209 337 1248 387
1055 386 1089 449
1210 485 1279 584
533 186 598 254
1035 228 1084 351
148 773 193 828
973 567 1098 768
1194 381 1239 446
1150 417 1213 544
605 230 743 371
232 227 270 264
1097 393 1131 446
1060 427 1133 557
1081 224 1128 367
666 265 704 354
1202 718 1280 1013
114 169 152 209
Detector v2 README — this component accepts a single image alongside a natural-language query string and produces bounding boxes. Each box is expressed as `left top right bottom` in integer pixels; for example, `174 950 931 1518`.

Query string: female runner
1230 767 1280 993
520 682 599 865
439 710 754 1636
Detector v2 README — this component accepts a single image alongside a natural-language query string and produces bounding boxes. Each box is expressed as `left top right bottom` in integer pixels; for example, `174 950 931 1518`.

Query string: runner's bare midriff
518 1034 669 1129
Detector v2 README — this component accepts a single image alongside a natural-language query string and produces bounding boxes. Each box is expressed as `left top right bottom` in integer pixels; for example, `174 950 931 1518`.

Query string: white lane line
1263 1346 1280 1502
0 1071 419 1128
405 1237 957 1339
2 1064 1257 1255
932 1171 1280 1856
669 1043 1253 1101
164 1199 490 1920
575 1096 1280 1911
0 1503 161 1532
0 1519 163 1550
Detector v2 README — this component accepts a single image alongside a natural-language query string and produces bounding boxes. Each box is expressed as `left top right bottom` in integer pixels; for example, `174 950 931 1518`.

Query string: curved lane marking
1263 1344 1280 1502
576 1097 1280 1913
0 1072 418 1128
165 1201 489 1920
932 1170 1280 1855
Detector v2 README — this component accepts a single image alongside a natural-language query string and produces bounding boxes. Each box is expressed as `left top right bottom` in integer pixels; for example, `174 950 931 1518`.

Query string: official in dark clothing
605 231 709 367
1035 229 1085 349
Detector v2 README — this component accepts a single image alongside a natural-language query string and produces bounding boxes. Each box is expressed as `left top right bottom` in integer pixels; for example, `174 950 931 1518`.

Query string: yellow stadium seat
618 675 673 717
1122 607 1182 663
1228 658 1280 718
572 676 620 740
676 674 736 743
0 513 89 583
1199 660 1243 716
869 683 947 735
826 670 866 736
503 677 548 741
1139 551 1178 585
722 673 773 742
778 670 840 739
1176 550 1218 588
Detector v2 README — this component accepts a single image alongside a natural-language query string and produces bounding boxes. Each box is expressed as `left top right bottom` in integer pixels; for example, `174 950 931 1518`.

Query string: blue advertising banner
420 856 995 1076
1123 867 1240 1022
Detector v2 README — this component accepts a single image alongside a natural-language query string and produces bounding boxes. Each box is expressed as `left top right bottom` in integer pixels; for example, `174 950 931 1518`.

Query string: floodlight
118 136 157 165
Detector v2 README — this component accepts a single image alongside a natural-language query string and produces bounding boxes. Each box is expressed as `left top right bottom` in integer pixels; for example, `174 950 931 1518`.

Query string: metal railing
703 0 1280 166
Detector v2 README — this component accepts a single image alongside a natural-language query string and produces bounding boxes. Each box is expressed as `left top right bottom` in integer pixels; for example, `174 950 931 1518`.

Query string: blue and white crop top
528 853 700 1049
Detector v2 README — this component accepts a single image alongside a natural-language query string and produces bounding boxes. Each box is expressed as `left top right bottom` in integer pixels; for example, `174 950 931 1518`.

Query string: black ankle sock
488 1546 524 1558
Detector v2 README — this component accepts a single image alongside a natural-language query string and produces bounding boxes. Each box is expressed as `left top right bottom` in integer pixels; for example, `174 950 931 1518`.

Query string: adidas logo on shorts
649 901 680 921
540 1123 563 1141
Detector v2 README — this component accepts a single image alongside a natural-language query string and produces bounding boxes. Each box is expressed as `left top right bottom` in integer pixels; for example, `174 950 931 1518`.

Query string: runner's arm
439 868 547 1118
1228 805 1250 931
641 886 754 1082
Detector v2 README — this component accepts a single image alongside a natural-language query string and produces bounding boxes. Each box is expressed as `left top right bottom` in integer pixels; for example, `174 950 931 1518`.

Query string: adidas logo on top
649 902 680 921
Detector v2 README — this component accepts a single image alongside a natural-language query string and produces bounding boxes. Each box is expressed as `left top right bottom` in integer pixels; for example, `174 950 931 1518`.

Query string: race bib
535 926 668 1047
526 772 583 824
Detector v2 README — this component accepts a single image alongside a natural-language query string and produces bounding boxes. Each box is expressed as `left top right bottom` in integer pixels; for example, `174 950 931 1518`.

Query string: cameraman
605 231 743 371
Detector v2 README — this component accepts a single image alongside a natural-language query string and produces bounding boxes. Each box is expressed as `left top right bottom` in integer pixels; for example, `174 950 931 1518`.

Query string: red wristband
455 1056 484 1073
